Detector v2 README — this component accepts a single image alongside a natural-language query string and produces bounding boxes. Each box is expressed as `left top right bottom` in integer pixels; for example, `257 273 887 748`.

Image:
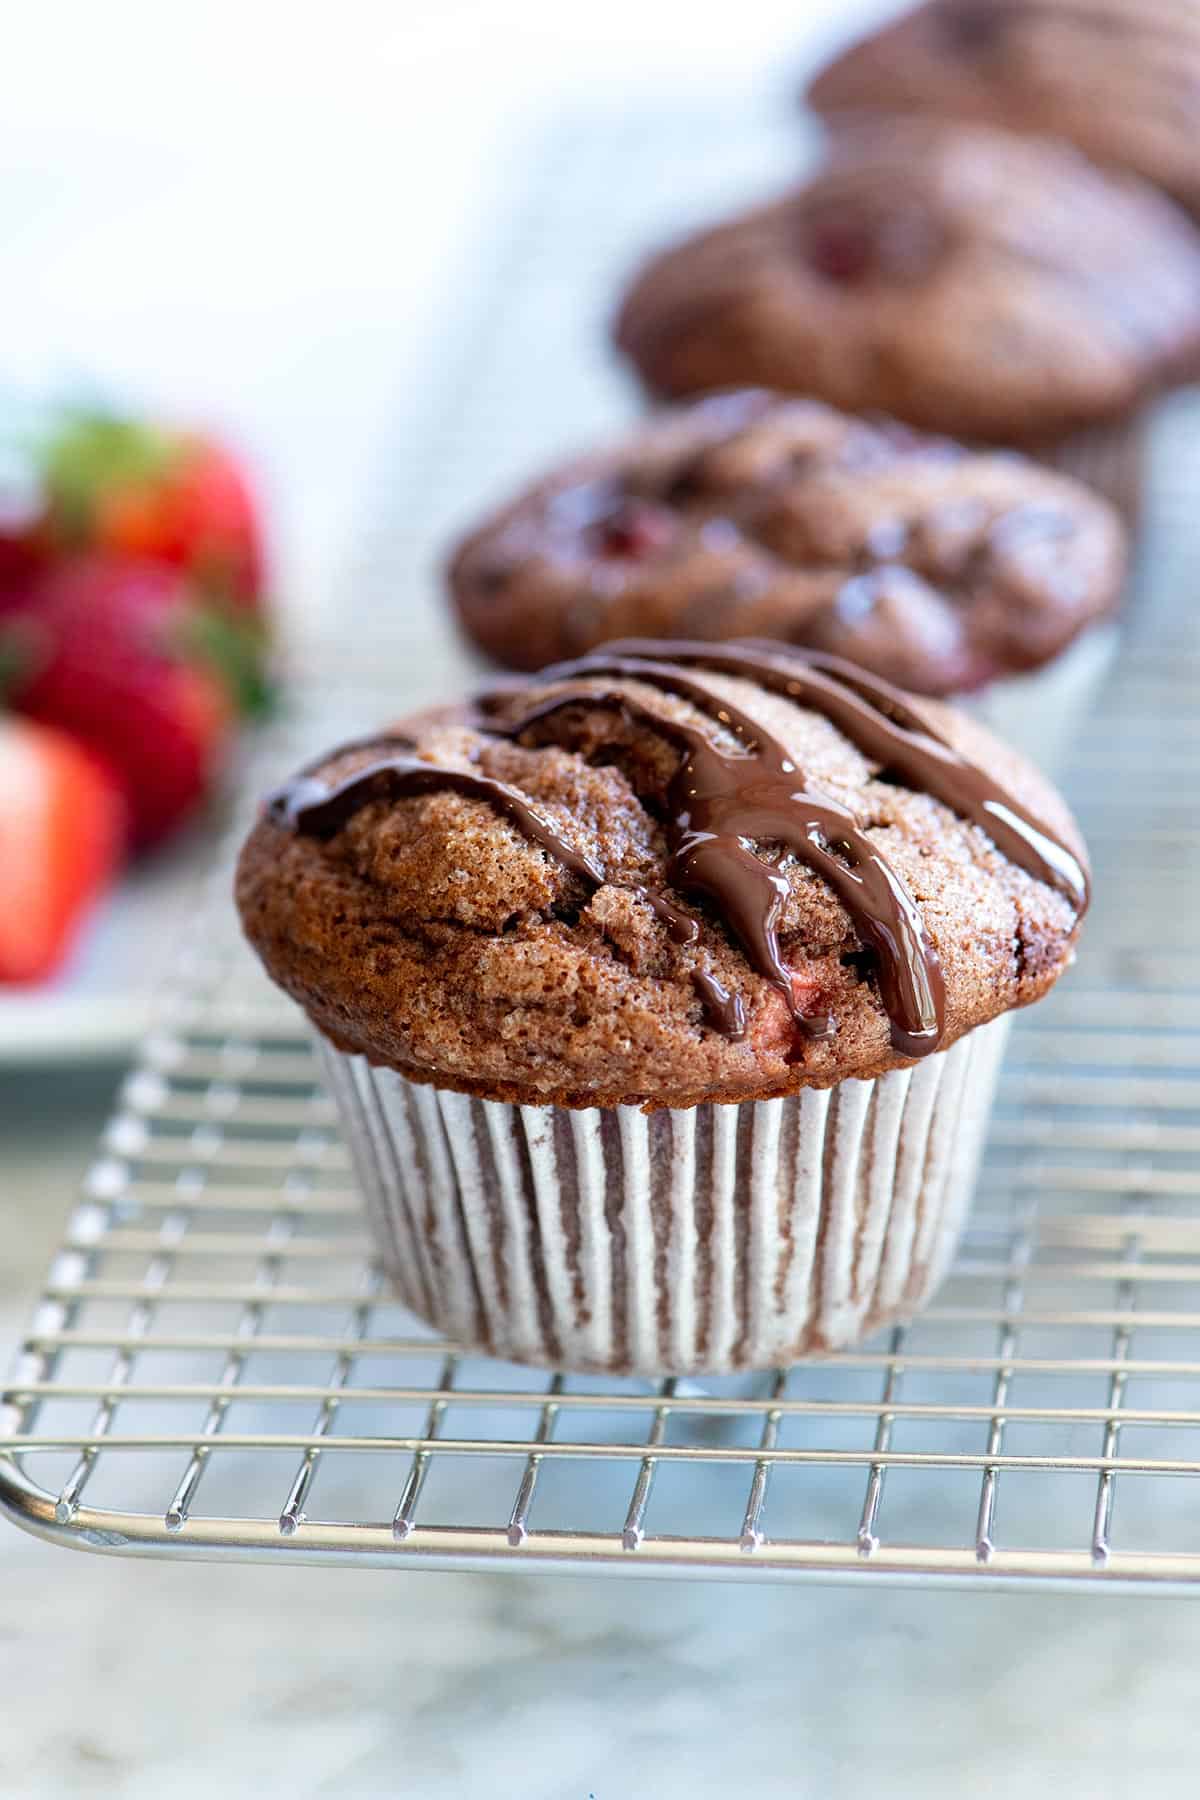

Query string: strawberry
0 529 45 638
0 715 124 982
788 967 834 1042
3 554 234 852
0 462 50 616
39 411 265 612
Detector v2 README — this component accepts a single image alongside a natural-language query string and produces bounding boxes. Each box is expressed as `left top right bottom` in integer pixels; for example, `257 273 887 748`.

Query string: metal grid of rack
4 105 1200 1588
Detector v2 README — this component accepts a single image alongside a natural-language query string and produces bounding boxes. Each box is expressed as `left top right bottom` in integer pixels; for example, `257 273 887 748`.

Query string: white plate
0 822 215 1065
0 673 386 1068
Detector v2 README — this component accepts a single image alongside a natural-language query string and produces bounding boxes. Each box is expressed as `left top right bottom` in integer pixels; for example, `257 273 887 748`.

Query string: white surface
0 822 216 1064
3 0 901 621
6 1546 1200 1799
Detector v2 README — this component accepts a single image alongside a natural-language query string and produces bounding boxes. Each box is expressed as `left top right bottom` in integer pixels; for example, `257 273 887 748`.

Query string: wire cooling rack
4 103 1200 1589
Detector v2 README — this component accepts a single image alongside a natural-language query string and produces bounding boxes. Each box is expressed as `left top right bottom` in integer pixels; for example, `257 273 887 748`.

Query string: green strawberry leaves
39 411 183 543
176 598 277 720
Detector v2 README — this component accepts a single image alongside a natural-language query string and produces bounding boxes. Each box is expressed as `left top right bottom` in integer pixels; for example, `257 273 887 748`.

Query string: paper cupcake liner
317 1015 1009 1377
961 620 1118 775
1034 412 1147 522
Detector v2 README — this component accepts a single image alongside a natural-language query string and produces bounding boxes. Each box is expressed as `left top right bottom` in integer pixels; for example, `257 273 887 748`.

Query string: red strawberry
4 555 234 852
0 469 50 615
40 411 265 612
590 498 677 560
0 527 45 618
0 715 124 982
788 967 835 1039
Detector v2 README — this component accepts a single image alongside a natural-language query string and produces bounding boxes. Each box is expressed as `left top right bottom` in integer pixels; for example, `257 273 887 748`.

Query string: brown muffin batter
237 644 1088 1110
448 390 1125 686
614 120 1200 443
807 0 1200 220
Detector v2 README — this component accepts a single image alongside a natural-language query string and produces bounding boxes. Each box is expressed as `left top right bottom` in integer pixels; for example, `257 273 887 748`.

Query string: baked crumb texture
237 648 1088 1109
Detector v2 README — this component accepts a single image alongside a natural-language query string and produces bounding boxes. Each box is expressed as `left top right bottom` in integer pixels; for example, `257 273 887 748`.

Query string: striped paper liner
1036 411 1148 522
964 621 1118 774
317 1015 1009 1376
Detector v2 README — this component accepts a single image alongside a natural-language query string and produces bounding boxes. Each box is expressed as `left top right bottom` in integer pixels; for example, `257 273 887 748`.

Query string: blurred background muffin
614 118 1200 514
448 389 1126 765
807 0 1200 219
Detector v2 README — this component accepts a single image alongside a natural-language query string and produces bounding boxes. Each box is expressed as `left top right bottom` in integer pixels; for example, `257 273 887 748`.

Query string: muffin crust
237 645 1088 1109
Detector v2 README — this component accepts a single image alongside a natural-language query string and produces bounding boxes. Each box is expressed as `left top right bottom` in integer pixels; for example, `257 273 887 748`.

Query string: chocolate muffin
807 0 1200 221
448 389 1126 704
238 642 1089 1372
613 119 1200 466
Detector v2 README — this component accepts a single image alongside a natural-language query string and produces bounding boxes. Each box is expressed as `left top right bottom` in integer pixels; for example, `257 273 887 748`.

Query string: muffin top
614 120 1200 442
807 0 1200 220
448 389 1125 691
237 640 1089 1109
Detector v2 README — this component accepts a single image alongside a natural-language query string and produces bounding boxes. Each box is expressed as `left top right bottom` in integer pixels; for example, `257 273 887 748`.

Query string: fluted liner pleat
317 1015 1010 1376
964 623 1118 775
1036 412 1146 520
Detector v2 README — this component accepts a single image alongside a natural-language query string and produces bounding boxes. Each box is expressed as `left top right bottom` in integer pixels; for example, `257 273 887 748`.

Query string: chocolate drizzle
493 668 935 1054
584 639 1090 911
265 749 744 1037
267 755 605 888
265 639 1087 1060
631 886 747 1038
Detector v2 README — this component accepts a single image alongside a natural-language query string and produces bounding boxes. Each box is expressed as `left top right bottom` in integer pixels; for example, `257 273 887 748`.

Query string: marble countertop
3 1081 1199 1797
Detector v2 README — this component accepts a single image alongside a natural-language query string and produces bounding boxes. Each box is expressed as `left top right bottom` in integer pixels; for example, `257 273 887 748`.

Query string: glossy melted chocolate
493 660 938 1054
589 640 1090 911
268 756 605 887
266 641 1087 1058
